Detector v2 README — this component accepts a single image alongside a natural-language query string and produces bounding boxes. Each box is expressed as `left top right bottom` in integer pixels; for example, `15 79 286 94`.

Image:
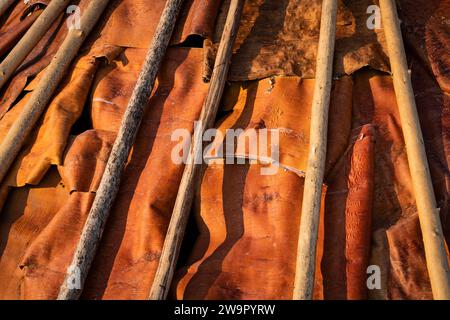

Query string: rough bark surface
58 0 185 300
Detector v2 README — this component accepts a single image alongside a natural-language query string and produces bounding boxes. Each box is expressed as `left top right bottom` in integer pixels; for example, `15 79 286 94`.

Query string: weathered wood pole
293 0 337 300
57 0 185 300
148 0 245 300
0 0 71 90
0 0 15 17
380 0 450 300
0 0 110 185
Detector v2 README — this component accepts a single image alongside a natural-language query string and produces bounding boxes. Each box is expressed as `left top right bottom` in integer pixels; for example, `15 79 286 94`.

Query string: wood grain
0 0 110 185
148 0 245 300
0 0 71 90
57 0 185 300
293 0 337 300
380 0 450 300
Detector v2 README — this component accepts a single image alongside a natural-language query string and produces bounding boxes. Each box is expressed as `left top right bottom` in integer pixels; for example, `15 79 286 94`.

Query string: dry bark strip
148 0 246 300
380 0 450 300
57 0 185 300
0 0 71 90
0 0 15 18
293 0 337 300
0 0 110 184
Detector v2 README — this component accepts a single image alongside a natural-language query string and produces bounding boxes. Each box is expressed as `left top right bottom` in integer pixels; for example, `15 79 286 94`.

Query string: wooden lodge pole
148 0 245 300
0 0 71 90
0 0 110 185
293 0 337 300
57 0 185 300
380 0 450 300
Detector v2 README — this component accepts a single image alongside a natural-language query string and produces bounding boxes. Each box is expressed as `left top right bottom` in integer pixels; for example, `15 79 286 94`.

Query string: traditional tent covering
0 0 448 300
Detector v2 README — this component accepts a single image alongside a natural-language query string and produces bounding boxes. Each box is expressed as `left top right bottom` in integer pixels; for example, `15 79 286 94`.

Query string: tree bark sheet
0 0 448 300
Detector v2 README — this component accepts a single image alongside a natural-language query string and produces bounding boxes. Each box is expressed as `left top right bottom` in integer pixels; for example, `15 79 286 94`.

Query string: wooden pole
148 0 245 301
0 0 71 90
380 0 450 300
57 0 185 300
293 0 337 300
0 0 15 18
0 0 110 185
